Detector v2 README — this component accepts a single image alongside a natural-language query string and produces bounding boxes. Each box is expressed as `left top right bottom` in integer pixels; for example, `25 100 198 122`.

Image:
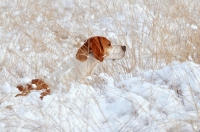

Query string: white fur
105 45 126 60
45 45 126 86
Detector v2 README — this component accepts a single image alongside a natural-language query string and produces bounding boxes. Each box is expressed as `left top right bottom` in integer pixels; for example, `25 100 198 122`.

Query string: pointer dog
15 36 126 99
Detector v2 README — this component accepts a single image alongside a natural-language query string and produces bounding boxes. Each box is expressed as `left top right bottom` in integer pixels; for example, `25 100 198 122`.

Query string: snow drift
1 61 200 132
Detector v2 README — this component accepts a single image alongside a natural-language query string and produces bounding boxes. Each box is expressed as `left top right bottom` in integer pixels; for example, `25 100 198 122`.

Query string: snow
0 61 200 131
1 0 200 131
187 24 198 30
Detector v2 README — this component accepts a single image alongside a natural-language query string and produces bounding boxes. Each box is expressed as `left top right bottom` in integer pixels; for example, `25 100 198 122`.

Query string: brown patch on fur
15 79 50 99
76 41 89 62
76 36 111 62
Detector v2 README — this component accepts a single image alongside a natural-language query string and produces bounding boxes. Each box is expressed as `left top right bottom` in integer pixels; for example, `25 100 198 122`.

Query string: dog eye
108 43 111 46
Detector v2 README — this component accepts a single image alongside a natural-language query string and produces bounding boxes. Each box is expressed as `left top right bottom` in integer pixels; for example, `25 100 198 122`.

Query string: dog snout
121 46 126 52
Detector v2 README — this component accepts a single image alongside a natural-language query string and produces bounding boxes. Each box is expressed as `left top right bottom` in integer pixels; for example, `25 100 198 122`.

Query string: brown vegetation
15 79 50 99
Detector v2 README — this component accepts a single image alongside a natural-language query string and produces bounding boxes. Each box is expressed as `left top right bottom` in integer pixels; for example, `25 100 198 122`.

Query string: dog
50 36 126 83
15 36 126 99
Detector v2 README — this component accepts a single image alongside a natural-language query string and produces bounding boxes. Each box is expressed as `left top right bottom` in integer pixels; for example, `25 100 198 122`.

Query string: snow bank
1 61 200 131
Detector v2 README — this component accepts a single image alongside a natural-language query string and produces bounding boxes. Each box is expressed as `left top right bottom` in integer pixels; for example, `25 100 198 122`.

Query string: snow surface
1 0 200 131
1 61 200 131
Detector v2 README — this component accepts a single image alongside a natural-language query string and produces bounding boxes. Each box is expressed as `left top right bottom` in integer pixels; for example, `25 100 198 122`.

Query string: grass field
0 0 200 131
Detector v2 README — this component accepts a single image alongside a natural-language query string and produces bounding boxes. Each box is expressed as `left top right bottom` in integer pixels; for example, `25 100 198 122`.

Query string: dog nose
121 46 126 52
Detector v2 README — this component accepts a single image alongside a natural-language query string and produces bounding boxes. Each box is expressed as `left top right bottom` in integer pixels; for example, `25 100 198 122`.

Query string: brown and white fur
15 36 126 99
48 36 126 84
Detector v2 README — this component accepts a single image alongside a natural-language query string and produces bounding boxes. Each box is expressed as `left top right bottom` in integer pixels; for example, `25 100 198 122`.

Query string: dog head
76 36 126 62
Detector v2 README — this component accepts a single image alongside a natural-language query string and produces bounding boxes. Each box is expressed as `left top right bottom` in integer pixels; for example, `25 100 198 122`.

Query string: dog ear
89 37 105 62
76 41 90 62
76 36 106 62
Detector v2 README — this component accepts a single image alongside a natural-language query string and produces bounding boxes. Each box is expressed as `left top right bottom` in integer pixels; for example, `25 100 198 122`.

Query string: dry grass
1 0 200 131
137 0 200 68
1 0 200 76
